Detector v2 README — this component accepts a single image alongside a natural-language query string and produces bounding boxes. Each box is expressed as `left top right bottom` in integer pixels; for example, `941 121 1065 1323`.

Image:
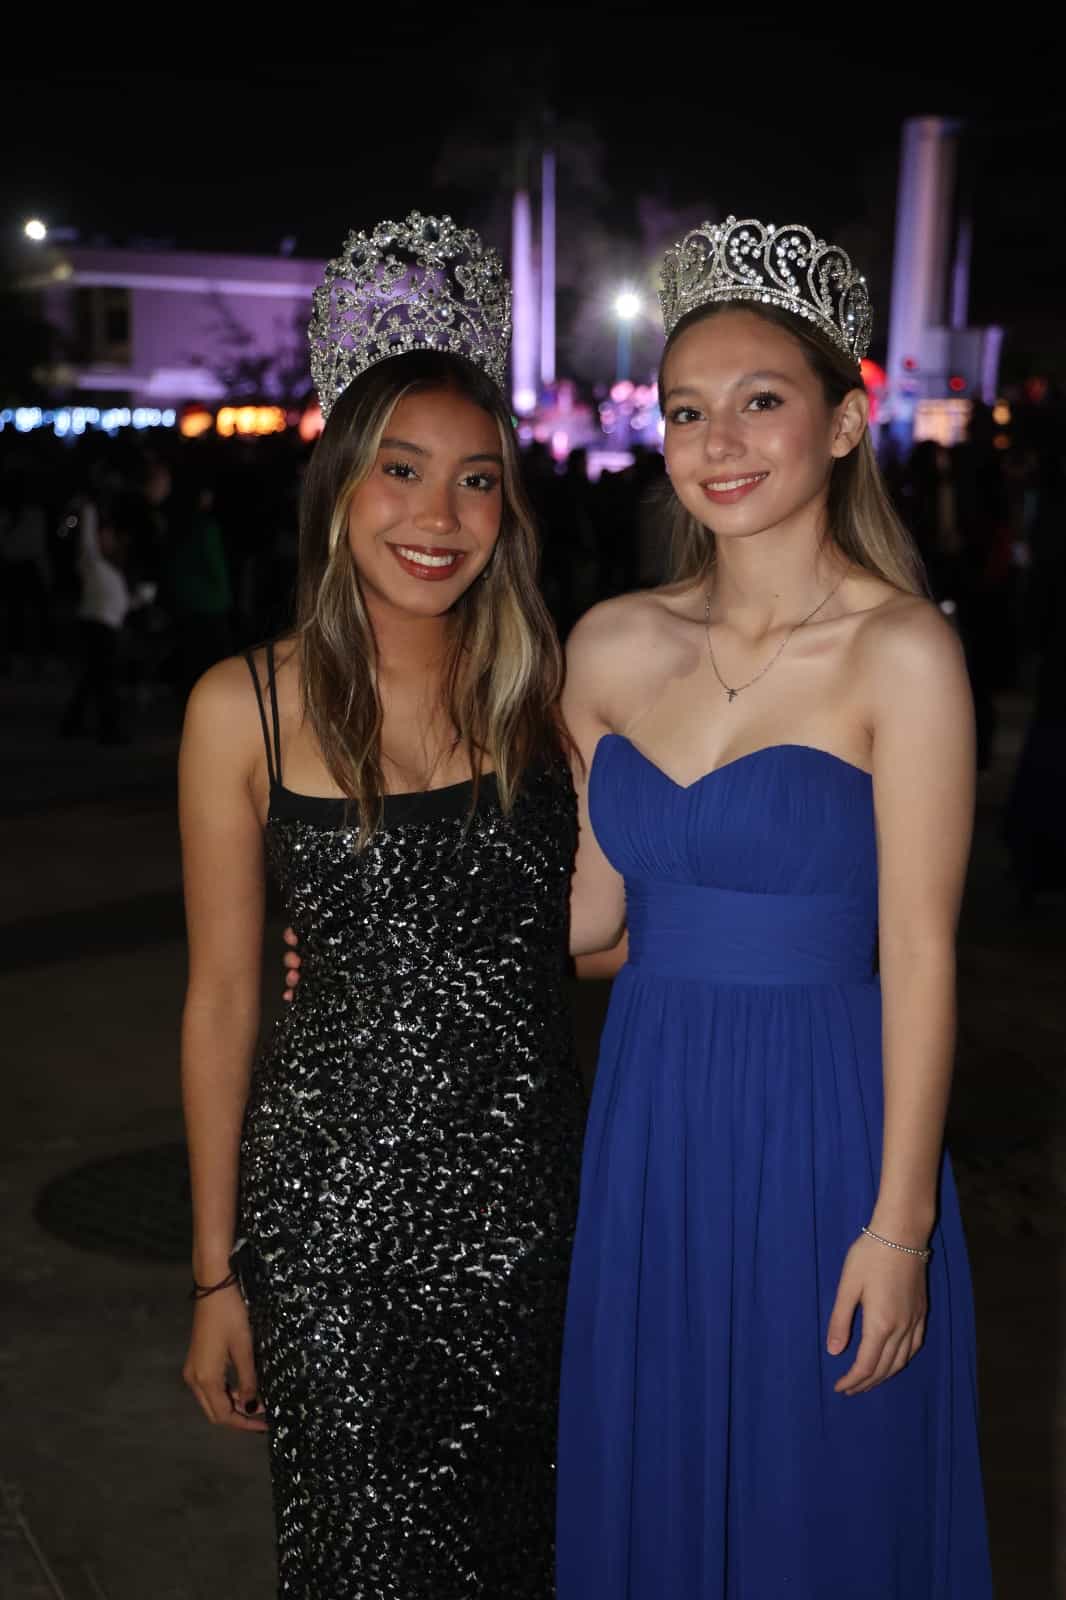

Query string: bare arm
573 937 629 980
562 605 628 959
868 604 974 1240
828 602 975 1394
178 657 269 1430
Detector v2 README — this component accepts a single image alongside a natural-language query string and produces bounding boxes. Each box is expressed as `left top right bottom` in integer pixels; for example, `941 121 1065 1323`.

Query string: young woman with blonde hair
556 218 993 1597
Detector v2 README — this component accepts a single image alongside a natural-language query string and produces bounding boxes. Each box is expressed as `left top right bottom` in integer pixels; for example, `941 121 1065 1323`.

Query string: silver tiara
659 215 872 365
309 212 512 418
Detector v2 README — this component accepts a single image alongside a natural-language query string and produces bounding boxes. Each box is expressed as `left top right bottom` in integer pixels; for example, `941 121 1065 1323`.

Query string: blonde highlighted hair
293 351 563 842
659 303 926 595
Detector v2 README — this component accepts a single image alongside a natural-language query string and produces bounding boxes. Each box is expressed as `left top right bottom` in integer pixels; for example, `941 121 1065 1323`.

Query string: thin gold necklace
703 575 845 703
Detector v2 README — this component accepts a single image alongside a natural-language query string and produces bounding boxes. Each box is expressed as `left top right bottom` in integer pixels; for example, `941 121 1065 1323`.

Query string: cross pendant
727 688 738 703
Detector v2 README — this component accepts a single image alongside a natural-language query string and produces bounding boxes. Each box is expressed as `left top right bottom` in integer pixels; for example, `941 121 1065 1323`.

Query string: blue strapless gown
557 737 992 1599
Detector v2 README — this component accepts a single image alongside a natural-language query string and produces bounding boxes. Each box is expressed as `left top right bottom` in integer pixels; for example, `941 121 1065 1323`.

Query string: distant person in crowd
0 468 53 677
237 469 302 642
621 444 669 589
522 438 569 632
1004 446 1066 904
902 432 1009 770
116 459 177 710
559 446 605 631
140 461 175 582
167 483 233 703
60 500 154 744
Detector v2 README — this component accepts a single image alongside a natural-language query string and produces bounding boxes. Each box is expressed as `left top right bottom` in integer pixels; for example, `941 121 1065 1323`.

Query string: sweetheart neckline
594 734 872 792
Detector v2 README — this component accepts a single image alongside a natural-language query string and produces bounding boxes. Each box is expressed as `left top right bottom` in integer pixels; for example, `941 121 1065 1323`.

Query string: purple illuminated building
19 245 322 410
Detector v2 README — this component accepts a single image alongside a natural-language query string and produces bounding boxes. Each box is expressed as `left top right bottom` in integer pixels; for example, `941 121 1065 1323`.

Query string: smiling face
344 385 504 619
661 308 866 545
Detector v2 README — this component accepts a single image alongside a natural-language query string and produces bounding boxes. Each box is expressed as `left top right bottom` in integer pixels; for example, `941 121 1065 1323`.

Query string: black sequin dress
235 648 585 1599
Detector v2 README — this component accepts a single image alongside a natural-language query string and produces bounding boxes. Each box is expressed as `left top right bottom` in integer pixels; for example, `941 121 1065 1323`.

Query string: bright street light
613 289 642 381
24 219 47 242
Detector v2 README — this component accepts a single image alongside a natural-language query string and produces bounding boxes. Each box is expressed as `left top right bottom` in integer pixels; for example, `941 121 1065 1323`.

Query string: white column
511 189 538 415
950 215 972 331
885 116 960 401
539 149 556 389
980 326 1004 405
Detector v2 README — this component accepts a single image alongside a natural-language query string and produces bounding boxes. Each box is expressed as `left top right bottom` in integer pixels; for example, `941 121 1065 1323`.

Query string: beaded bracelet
189 1269 239 1300
861 1225 931 1263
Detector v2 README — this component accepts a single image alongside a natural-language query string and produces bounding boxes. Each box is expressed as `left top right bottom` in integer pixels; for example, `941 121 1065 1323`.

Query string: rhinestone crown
309 212 512 418
659 214 871 365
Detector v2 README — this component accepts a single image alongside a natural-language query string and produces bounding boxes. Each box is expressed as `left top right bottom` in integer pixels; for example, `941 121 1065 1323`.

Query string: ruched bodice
591 734 877 896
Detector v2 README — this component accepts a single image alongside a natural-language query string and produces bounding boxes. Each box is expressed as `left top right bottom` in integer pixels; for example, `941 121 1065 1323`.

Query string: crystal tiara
309 211 512 419
659 215 872 365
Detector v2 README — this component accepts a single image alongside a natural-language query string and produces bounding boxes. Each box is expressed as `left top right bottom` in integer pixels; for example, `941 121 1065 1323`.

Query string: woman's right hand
282 926 302 1002
182 1286 268 1432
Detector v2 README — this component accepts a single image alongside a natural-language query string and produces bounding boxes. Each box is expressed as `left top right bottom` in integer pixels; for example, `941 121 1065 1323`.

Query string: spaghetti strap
264 641 284 785
244 649 279 789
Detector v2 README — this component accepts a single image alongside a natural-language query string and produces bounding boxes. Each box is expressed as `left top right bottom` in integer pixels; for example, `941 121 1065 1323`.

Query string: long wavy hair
293 350 563 841
658 303 926 594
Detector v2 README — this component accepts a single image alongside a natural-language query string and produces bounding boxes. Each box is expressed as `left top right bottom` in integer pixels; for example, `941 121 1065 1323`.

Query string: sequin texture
235 761 584 1598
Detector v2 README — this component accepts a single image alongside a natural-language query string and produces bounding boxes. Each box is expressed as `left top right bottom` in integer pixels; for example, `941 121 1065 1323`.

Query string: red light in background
949 376 967 393
298 404 324 442
859 359 887 424
902 357 919 372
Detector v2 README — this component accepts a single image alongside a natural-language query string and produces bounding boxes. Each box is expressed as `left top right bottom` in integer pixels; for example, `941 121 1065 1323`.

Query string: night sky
3 24 1064 357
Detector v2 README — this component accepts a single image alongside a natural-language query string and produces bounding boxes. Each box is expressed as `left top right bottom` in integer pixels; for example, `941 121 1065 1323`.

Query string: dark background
3 28 1064 370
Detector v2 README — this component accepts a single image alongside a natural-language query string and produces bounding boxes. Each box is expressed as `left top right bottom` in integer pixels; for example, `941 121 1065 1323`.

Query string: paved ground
0 669 1062 1597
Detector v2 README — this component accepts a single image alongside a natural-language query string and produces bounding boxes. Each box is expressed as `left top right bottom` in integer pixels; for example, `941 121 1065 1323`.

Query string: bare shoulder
567 586 694 676
563 585 697 729
852 589 966 683
846 589 972 755
181 652 266 772
186 652 254 719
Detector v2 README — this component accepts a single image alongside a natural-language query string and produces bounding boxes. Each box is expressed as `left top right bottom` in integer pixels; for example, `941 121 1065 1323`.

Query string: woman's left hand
826 1233 928 1395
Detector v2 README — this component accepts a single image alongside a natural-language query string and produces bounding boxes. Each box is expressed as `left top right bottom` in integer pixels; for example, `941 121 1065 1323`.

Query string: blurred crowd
2 394 1064 901
0 434 302 738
